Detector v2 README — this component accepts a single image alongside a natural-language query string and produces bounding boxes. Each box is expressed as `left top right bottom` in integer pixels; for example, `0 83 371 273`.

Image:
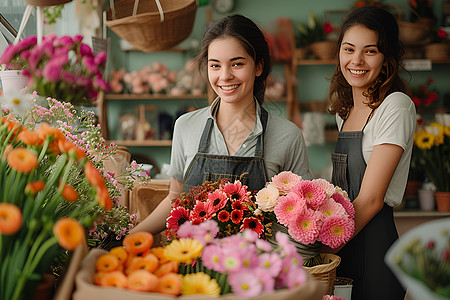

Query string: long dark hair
194 14 271 105
328 6 407 119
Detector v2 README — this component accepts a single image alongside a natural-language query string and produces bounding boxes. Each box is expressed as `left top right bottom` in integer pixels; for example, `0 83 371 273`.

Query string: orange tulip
84 161 104 188
127 270 159 292
96 253 120 272
100 271 128 288
110 246 128 265
96 186 112 211
123 231 154 255
156 272 182 296
25 180 46 195
60 184 79 202
7 148 38 174
0 203 22 235
53 217 85 250
18 130 43 146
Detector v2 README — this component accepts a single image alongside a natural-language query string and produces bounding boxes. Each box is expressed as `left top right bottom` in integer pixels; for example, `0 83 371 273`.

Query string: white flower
255 183 280 212
0 92 34 117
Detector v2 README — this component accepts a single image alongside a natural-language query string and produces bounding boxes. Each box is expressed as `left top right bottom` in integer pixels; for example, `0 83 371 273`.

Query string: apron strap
198 118 213 153
362 109 374 131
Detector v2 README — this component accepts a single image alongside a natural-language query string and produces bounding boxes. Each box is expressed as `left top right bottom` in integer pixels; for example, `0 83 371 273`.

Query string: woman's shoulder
174 106 210 126
381 92 414 110
267 111 301 133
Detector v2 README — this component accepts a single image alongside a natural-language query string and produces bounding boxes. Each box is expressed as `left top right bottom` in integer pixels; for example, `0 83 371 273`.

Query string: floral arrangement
0 34 110 106
407 77 439 107
413 116 450 192
0 114 111 300
165 179 268 240
296 11 334 47
408 0 436 21
255 171 355 266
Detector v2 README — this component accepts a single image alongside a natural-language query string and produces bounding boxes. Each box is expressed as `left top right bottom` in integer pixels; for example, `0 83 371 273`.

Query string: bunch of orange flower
0 116 111 300
93 231 183 295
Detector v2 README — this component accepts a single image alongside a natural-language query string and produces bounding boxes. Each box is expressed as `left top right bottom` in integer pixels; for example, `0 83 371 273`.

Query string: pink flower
255 238 273 252
54 35 74 47
228 271 262 298
318 198 347 221
320 215 355 249
222 252 242 273
166 206 189 231
255 183 279 212
79 42 93 56
312 178 335 198
271 171 301 194
253 268 275 293
223 180 250 203
288 209 320 244
258 253 282 277
274 192 305 227
293 180 326 210
207 189 228 212
42 62 62 82
190 200 214 222
94 51 107 67
286 266 307 289
82 56 97 74
332 192 355 219
275 231 297 258
202 244 225 272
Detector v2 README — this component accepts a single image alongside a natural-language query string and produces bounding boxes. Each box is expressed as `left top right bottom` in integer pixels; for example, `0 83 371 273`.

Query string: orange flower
0 203 22 235
127 270 159 292
154 261 179 277
96 186 112 211
109 246 128 265
2 144 13 161
60 184 79 202
100 271 128 288
156 273 182 296
151 246 170 264
18 130 43 146
123 231 154 255
53 217 85 250
84 161 104 188
25 180 46 195
7 148 38 174
96 253 120 272
36 123 65 155
125 254 159 275
57 140 86 161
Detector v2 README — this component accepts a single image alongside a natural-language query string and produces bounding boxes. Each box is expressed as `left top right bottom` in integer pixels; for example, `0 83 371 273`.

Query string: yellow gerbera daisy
444 125 450 137
164 238 203 264
416 131 435 150
181 272 220 296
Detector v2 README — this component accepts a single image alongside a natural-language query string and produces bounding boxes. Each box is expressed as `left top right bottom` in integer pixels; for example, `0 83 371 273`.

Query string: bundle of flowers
255 171 355 266
407 77 439 108
0 34 110 106
165 179 268 240
0 115 111 300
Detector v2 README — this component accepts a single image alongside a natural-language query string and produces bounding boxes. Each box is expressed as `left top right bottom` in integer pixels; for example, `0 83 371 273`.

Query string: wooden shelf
294 57 450 66
104 94 208 100
108 140 172 147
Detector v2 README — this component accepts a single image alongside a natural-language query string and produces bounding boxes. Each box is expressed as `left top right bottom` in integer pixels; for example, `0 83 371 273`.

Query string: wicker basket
303 253 341 295
106 0 197 52
398 21 431 46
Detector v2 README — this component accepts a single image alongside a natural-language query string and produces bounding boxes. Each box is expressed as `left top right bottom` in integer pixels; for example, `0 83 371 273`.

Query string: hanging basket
106 0 197 52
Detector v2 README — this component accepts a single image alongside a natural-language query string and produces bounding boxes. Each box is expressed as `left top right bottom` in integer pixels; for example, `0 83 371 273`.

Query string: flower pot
404 180 421 198
295 47 309 60
425 43 450 60
334 277 353 300
418 189 435 211
0 70 28 96
309 41 337 60
435 191 450 212
26 0 72 6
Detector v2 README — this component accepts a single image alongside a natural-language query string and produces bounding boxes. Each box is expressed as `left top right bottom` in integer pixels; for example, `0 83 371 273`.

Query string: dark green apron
183 107 269 193
331 111 405 300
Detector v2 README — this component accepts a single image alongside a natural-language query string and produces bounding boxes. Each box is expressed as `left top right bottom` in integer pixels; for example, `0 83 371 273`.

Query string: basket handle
109 0 165 22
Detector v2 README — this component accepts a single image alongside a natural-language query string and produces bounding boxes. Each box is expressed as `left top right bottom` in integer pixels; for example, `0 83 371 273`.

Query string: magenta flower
288 209 321 244
274 192 305 227
42 62 62 82
79 42 93 57
320 215 355 248
94 51 107 67
54 36 74 47
332 190 355 219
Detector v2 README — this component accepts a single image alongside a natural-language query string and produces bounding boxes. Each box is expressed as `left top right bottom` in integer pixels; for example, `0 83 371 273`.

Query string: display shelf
108 140 172 147
104 93 208 100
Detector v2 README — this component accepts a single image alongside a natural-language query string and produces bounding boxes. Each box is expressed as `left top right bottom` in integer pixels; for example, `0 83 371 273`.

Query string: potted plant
424 28 450 60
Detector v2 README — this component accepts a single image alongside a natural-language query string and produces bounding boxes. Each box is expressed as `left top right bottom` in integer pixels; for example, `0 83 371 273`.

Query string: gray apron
183 107 269 193
331 110 405 300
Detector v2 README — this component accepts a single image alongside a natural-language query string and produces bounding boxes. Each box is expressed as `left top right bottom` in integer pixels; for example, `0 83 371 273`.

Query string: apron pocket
331 152 349 193
203 172 249 185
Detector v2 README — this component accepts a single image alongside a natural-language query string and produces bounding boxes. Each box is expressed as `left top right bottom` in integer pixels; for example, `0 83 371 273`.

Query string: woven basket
398 21 431 46
304 253 341 295
106 0 197 52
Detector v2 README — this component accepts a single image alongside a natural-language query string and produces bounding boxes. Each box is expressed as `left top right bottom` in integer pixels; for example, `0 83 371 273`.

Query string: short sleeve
167 117 186 182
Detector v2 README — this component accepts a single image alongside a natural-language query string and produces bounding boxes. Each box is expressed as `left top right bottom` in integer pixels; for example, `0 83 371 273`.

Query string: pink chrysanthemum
202 244 225 272
288 209 320 245
207 189 228 212
312 178 335 198
273 192 305 227
166 206 189 231
231 209 244 224
190 200 214 222
332 192 355 219
318 198 347 221
271 171 302 194
293 180 326 210
223 180 250 203
228 271 262 298
241 217 264 236
320 215 355 249
255 183 279 212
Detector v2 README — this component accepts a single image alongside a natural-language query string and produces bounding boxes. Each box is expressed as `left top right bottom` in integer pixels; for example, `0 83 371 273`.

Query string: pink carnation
320 215 355 249
274 192 305 227
271 171 302 194
293 180 326 210
288 209 320 245
332 192 355 219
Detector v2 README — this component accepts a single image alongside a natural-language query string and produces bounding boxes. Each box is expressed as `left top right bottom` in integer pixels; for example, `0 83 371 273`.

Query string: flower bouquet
255 171 355 267
0 34 110 106
407 77 439 108
165 179 268 240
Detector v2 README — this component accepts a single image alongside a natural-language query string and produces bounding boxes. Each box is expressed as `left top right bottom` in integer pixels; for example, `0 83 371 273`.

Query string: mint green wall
106 0 449 176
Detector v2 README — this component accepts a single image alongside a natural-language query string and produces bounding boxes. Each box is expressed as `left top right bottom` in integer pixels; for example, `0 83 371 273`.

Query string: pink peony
255 183 279 212
271 171 302 194
320 215 355 249
288 209 321 244
293 180 327 210
273 192 305 227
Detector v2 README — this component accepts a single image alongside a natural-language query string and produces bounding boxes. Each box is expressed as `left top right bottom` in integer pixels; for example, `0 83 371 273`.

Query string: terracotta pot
309 41 337 60
26 0 72 6
435 191 450 212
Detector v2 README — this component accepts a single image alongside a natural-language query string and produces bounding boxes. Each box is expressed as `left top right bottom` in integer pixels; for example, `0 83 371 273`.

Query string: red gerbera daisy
190 200 214 222
241 217 264 236
232 200 249 211
230 209 244 224
207 189 228 212
217 210 230 222
223 181 250 203
166 207 189 231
